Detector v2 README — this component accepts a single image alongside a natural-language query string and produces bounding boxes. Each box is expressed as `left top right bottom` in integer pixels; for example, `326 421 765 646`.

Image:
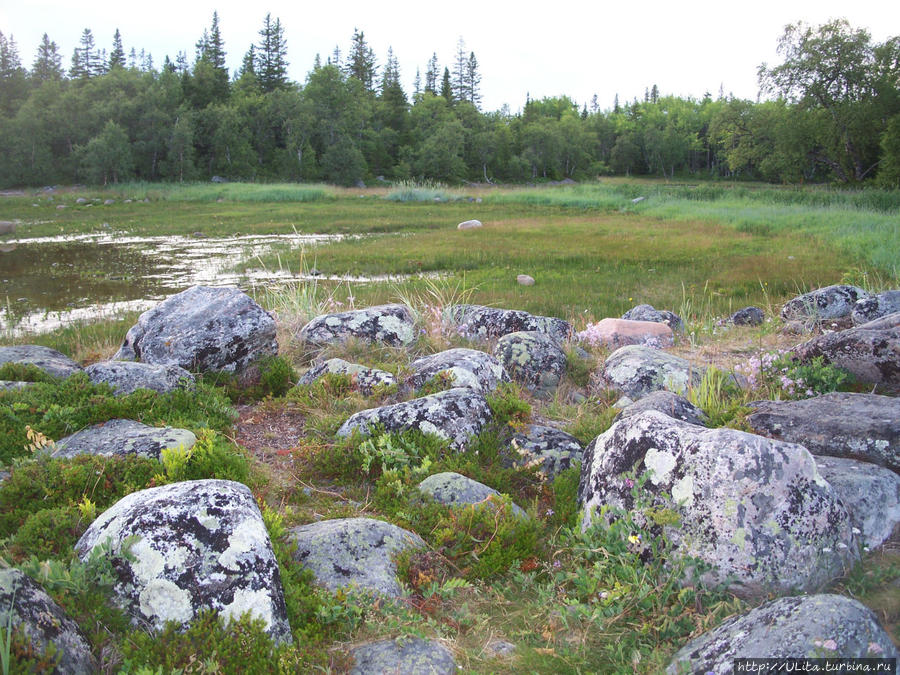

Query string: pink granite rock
577 318 674 349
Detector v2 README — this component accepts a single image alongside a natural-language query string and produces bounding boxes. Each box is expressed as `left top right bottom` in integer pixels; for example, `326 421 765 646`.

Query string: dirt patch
231 403 308 478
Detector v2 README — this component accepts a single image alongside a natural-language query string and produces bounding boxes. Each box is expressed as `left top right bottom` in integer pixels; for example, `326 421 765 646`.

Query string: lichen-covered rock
578 411 856 598
0 344 83 379
814 455 900 549
615 390 708 426
852 290 900 325
336 388 492 451
666 594 897 674
621 304 684 332
298 304 415 348
407 348 509 393
287 518 425 597
0 568 95 674
0 379 34 390
114 286 277 373
781 284 870 322
600 345 705 401
791 312 900 392
746 393 900 472
86 360 194 395
449 304 572 343
577 318 674 349
298 358 397 395
350 637 457 675
728 306 765 326
52 419 197 461
418 472 527 518
493 331 567 398
75 479 291 642
508 425 584 479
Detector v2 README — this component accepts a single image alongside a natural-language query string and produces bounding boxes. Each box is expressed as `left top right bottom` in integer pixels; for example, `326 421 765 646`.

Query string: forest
0 14 898 188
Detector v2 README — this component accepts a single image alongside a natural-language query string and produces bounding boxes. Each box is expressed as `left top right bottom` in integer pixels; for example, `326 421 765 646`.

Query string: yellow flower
628 534 641 545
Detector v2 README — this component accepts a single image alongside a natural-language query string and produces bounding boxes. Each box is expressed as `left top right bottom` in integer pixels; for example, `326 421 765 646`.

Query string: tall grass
385 180 462 202
108 182 335 203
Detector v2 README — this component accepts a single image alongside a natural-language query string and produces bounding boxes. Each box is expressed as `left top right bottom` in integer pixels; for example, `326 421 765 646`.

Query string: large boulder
298 304 416 348
600 345 705 401
615 390 708 427
791 312 900 391
666 594 897 674
508 425 584 479
75 479 291 642
852 289 900 325
114 286 277 373
418 472 527 519
621 304 684 332
578 411 856 598
0 567 95 674
407 348 509 393
298 358 397 396
746 393 900 472
336 388 492 451
85 360 194 395
52 419 197 461
493 331 567 398
0 345 82 379
449 304 572 343
287 518 425 597
781 284 870 323
350 637 457 675
576 318 674 349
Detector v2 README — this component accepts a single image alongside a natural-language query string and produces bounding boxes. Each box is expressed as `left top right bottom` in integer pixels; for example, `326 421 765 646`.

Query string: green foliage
548 464 582 529
154 429 250 485
687 366 746 427
8 506 85 561
201 355 296 402
0 364 55 384
734 351 854 400
486 382 532 429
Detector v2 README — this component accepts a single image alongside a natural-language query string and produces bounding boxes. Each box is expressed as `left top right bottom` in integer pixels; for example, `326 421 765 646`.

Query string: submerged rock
407 348 509 393
299 304 416 348
781 284 870 323
52 419 197 461
85 360 194 395
298 358 397 395
349 637 457 675
0 344 83 379
493 331 567 398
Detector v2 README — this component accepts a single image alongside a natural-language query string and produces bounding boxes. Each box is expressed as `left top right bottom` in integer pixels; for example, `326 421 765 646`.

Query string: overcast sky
3 1 898 112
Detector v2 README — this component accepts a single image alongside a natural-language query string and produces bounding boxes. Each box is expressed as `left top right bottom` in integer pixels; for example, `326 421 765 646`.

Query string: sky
3 0 899 113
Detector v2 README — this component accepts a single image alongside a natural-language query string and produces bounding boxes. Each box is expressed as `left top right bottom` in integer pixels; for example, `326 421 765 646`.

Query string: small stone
457 219 482 230
728 306 765 326
517 274 535 286
419 471 527 519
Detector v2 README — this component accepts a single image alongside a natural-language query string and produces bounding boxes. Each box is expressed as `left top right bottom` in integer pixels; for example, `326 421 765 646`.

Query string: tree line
1 15 898 188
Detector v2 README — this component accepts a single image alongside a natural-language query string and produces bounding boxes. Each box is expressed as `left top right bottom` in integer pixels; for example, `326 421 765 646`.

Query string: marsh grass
385 180 462 202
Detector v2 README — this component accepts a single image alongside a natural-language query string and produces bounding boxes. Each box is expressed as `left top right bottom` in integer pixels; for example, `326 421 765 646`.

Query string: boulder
615 390 708 427
578 411 856 598
600 345 705 401
727 306 765 326
449 304 572 343
298 358 397 395
746 393 900 472
418 472 527 519
336 387 492 451
0 568 95 674
407 348 509 393
576 318 674 349
493 331 567 398
516 274 535 286
781 284 870 323
350 637 457 675
508 425 584 479
287 518 425 597
621 304 684 332
814 455 900 549
791 313 900 392
0 221 15 234
114 286 277 373
85 360 194 396
0 345 83 379
666 594 897 674
457 219 483 230
52 419 197 461
299 304 416 348
0 380 34 390
852 290 900 325
75 479 291 642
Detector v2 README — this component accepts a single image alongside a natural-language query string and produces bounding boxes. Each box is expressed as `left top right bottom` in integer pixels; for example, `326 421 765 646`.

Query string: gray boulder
666 594 897 674
85 360 194 395
615 390 708 427
298 358 397 395
350 637 457 675
287 518 425 597
114 286 277 373
0 568 95 674
728 306 765 326
600 345 705 401
852 290 900 325
493 331 567 398
508 425 584 479
0 345 83 379
75 479 291 642
449 304 572 343
407 348 509 393
746 393 900 472
299 304 416 348
814 455 900 549
0 380 34 390
418 472 527 519
791 312 900 392
621 304 684 332
52 419 197 461
781 284 870 322
336 388 492 451
579 411 856 598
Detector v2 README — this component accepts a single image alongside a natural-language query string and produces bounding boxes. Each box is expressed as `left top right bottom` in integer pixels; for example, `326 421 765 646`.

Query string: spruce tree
465 51 482 108
346 28 376 92
452 37 468 102
70 29 98 79
424 53 438 94
109 29 126 70
440 67 452 101
256 14 288 92
32 33 64 82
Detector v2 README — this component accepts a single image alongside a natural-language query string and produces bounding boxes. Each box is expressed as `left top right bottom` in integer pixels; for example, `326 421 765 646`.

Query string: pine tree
465 51 481 108
175 51 189 74
32 33 64 82
440 66 452 101
128 47 137 69
413 67 421 98
193 12 229 101
109 29 126 70
70 28 98 79
346 28 376 92
424 53 439 94
650 84 659 104
590 94 599 113
613 93 620 114
451 37 468 102
0 31 28 113
256 14 288 92
330 45 341 68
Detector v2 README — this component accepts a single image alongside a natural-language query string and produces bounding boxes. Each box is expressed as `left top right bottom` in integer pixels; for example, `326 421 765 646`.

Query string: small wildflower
813 639 823 648
822 639 838 651
552 560 562 569
852 527 861 535
821 547 832 554
624 478 635 489
545 508 554 517
598 591 609 600
868 642 883 655
628 534 641 545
